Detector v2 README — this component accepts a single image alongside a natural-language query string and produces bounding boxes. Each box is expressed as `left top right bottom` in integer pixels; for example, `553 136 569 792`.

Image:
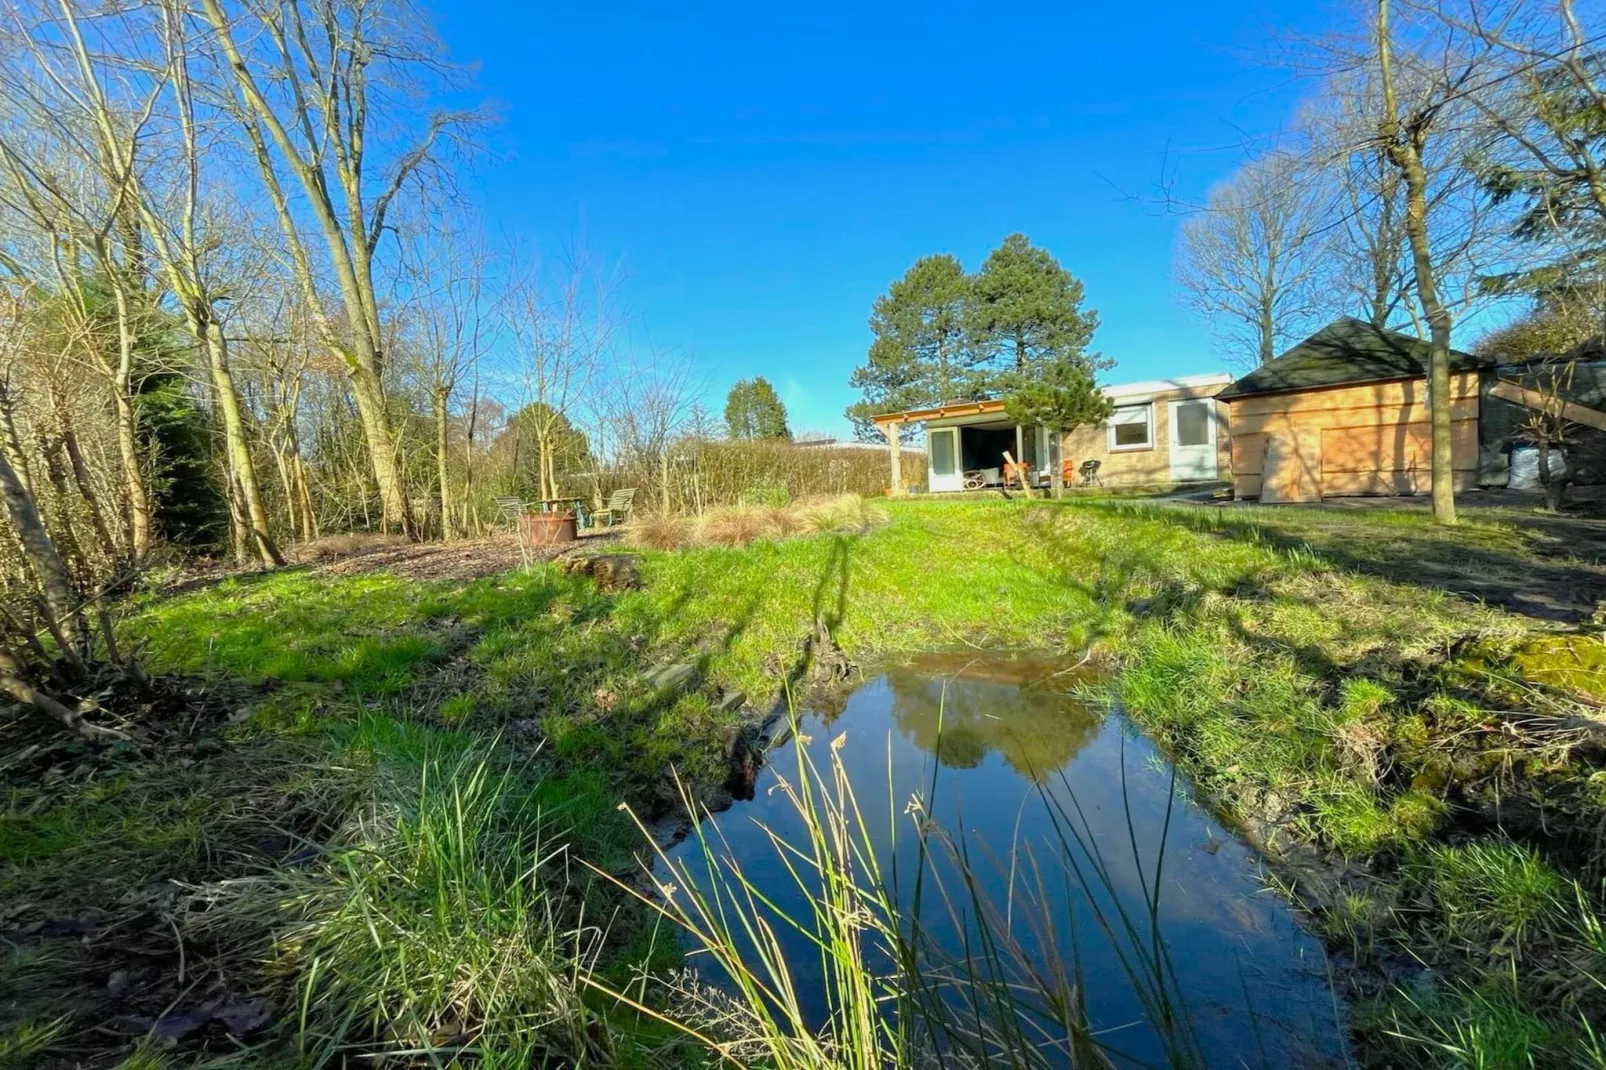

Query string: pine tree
724 378 792 440
1002 360 1113 494
971 234 1104 390
847 255 979 440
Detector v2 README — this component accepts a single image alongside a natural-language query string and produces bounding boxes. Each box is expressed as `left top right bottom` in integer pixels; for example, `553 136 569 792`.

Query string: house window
1108 403 1153 451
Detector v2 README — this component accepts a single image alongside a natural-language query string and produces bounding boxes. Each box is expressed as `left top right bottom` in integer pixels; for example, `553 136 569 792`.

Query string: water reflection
666 653 1349 1068
882 653 1103 780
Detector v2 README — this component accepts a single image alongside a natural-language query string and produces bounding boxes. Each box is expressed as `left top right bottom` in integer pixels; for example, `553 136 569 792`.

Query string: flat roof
870 371 1233 424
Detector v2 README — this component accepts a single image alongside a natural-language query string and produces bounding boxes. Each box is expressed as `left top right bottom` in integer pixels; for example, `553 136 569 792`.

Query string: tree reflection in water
880 652 1103 782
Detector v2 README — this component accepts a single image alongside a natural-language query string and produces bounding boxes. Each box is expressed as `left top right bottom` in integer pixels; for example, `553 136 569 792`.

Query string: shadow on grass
1097 499 1606 624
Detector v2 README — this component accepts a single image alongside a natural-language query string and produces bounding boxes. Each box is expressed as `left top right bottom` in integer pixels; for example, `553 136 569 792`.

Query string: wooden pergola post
884 420 904 496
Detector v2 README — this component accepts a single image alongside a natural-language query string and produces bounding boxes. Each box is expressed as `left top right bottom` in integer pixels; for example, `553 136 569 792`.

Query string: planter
519 511 577 546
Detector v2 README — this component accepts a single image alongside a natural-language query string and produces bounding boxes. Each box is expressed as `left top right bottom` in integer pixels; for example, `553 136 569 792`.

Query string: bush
698 506 768 547
628 513 692 550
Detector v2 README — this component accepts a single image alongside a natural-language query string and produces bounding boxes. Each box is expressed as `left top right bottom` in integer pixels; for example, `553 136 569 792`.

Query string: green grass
9 496 1606 1067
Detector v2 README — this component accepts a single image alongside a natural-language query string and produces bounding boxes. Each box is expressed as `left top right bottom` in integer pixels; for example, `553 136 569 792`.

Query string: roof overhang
872 400 1006 425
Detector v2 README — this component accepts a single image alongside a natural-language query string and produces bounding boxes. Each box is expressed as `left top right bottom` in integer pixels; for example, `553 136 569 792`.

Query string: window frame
1106 402 1155 453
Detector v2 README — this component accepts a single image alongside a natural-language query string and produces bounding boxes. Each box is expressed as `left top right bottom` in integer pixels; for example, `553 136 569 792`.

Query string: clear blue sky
435 0 1335 436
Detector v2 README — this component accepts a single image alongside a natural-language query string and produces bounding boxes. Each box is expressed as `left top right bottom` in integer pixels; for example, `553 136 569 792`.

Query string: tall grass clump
1403 840 1569 951
795 494 890 535
628 512 693 550
698 506 770 548
599 717 1205 1068
272 745 610 1065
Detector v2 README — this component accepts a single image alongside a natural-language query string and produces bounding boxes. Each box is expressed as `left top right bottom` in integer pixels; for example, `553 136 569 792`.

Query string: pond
663 653 1350 1067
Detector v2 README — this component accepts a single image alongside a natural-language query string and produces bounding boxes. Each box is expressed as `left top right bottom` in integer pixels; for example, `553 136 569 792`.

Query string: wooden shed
1220 318 1493 503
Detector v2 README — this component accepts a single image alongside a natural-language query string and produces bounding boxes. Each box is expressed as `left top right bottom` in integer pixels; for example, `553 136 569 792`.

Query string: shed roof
1217 318 1491 401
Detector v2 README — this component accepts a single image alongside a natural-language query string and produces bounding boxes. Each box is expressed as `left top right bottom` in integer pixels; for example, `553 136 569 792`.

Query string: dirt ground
160 530 625 596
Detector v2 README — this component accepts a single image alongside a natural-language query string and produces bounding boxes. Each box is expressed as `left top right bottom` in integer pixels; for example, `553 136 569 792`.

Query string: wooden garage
1220 318 1490 503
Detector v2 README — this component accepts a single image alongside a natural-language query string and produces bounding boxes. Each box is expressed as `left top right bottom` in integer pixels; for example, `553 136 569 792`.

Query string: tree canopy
847 238 1103 439
724 377 792 440
972 233 1101 376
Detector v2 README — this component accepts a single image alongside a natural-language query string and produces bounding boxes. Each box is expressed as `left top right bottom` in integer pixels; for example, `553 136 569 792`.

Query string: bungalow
872 372 1234 494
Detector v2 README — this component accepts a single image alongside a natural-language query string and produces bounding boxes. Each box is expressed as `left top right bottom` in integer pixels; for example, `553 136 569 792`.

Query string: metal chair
493 496 526 529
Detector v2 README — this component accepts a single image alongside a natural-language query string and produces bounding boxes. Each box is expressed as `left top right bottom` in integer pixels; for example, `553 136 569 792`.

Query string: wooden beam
1489 379 1606 431
884 420 904 496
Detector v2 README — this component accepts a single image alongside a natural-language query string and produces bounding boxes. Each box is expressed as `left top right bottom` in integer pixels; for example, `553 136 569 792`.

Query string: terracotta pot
519 511 577 545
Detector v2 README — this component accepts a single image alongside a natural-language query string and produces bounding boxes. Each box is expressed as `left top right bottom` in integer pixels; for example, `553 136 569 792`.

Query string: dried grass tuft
629 513 692 551
698 507 768 548
756 505 803 538
294 533 410 562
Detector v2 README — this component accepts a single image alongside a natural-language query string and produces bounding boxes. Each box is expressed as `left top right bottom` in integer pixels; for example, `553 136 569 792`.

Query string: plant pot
519 511 577 546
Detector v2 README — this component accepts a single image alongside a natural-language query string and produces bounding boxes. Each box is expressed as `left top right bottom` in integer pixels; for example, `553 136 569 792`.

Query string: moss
1512 633 1606 702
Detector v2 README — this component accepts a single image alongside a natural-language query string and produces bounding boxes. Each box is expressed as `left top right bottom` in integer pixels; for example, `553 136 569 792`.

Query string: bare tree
504 247 613 505
1176 151 1331 368
398 213 490 538
195 0 478 537
40 0 283 566
1305 78 1418 328
1374 0 1486 524
0 8 163 560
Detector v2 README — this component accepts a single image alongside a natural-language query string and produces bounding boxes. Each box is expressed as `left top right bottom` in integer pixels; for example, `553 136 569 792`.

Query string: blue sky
436 0 1335 435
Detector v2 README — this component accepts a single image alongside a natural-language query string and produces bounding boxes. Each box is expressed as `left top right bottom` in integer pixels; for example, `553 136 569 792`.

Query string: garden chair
591 487 637 528
493 496 527 529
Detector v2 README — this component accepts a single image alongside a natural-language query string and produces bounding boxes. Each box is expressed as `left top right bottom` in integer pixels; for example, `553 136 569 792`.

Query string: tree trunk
1259 298 1276 366
37 434 90 580
1378 0 1456 525
345 364 413 536
201 320 282 566
0 447 82 653
108 285 153 559
294 452 318 541
0 382 32 497
56 403 118 564
660 448 671 513
432 388 455 539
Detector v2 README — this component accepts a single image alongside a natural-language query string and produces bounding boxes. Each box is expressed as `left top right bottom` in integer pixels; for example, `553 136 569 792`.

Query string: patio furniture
591 487 637 528
536 496 588 529
962 470 987 490
493 496 526 529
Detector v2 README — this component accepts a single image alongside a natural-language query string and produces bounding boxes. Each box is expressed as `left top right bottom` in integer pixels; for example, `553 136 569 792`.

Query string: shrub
627 513 692 550
739 480 791 508
698 506 768 547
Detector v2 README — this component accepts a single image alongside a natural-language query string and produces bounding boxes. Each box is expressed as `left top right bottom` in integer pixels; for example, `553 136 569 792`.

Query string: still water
666 653 1350 1068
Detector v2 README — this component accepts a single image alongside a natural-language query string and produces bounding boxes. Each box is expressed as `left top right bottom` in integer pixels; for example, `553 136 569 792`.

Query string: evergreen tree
847 255 979 440
971 234 1104 390
497 402 593 498
724 377 792 440
1001 359 1113 494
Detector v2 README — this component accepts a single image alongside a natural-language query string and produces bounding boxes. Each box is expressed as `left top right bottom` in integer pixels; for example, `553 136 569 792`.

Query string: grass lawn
4 496 1605 1067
